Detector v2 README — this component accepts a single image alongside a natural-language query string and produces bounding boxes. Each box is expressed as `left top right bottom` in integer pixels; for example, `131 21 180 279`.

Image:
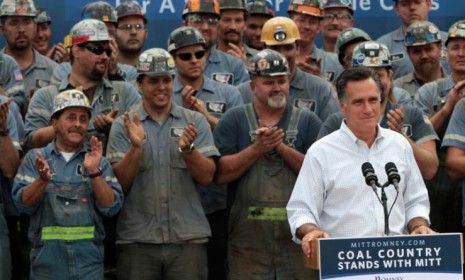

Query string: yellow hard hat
261 16 301 46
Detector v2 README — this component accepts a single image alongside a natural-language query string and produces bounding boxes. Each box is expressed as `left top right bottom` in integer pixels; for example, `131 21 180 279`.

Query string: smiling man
32 8 68 64
32 8 51 56
106 48 219 280
214 49 322 279
243 0 274 51
238 17 339 122
287 67 433 267
217 0 257 62
288 0 343 82
319 41 439 181
321 0 354 53
13 89 123 279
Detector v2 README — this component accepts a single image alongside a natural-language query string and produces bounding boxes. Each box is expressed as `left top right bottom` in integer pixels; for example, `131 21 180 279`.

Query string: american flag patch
14 69 23 81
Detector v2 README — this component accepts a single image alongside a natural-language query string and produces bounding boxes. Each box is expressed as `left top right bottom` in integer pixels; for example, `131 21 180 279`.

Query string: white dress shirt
287 121 430 242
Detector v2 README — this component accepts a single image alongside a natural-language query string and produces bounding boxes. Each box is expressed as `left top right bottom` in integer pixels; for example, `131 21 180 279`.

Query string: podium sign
318 233 463 280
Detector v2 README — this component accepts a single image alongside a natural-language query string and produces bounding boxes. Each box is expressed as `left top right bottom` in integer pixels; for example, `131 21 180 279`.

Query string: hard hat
261 16 301 46
167 26 206 54
81 1 117 23
136 48 176 77
446 20 465 46
246 0 274 17
51 89 92 120
116 1 146 23
182 0 220 19
288 0 322 17
404 21 441 47
0 0 37 17
352 41 391 68
67 19 111 47
35 8 51 24
321 0 353 14
248 48 289 76
336 27 371 65
219 0 246 11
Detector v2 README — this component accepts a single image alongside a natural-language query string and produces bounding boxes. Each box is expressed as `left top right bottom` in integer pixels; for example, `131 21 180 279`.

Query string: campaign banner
319 233 463 280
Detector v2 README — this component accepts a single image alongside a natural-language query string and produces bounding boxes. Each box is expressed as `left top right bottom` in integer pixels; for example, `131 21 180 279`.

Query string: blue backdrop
10 0 465 50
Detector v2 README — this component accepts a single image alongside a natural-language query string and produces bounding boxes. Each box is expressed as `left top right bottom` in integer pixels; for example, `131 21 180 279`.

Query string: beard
8 38 31 52
89 64 107 81
268 93 287 108
415 60 440 80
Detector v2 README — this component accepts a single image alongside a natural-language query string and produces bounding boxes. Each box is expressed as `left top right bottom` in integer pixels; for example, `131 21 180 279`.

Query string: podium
304 233 463 280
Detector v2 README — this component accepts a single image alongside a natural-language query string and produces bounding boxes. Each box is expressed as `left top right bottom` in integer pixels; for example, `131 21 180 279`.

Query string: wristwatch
88 168 102 178
178 143 195 154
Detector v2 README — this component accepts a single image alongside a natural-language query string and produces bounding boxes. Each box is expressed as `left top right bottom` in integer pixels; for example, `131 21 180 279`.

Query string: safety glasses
81 44 112 56
176 50 206 61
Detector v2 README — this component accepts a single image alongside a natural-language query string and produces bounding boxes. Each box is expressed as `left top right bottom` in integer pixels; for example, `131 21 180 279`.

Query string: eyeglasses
81 44 112 56
323 13 353 22
117 23 146 31
186 14 219 26
176 50 206 61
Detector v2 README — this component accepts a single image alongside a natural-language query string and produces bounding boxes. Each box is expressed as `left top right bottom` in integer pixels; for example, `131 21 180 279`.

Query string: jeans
30 240 103 280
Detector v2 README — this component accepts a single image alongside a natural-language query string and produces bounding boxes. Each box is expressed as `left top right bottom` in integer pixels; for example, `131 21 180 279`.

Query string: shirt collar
174 76 184 93
0 48 52 71
441 76 455 92
202 77 218 94
401 72 416 84
340 120 385 145
310 44 323 58
208 48 221 63
137 101 183 121
290 68 305 90
48 140 88 157
58 77 113 91
392 27 405 42
174 76 216 95
32 49 49 69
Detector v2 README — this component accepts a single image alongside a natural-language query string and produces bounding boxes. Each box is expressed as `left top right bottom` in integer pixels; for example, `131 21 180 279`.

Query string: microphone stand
380 182 390 236
362 162 400 237
371 181 391 236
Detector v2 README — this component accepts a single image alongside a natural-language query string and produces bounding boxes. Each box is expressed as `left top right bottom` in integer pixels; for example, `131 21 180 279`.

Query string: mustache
69 127 86 134
419 59 435 64
327 24 342 30
225 30 240 36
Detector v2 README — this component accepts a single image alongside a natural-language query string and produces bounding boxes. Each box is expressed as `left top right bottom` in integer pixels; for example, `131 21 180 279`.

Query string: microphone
362 162 379 192
385 162 401 192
